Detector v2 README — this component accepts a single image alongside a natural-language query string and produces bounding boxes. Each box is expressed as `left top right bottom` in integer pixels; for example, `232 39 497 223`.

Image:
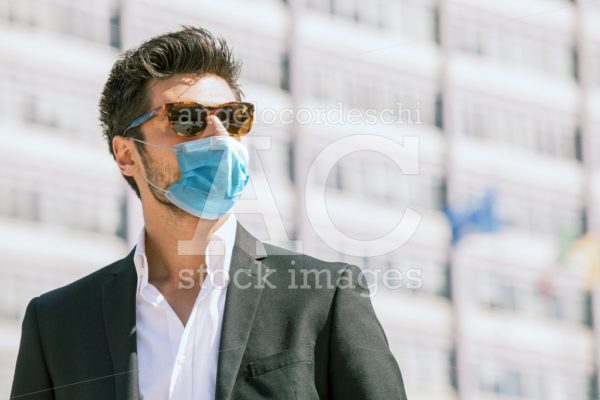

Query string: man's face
135 73 238 214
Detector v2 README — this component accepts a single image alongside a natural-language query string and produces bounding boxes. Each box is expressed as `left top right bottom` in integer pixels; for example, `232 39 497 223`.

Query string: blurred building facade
2 0 600 399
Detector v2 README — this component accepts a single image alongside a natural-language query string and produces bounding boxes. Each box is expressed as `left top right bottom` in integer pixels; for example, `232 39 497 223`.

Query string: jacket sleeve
329 264 407 399
11 297 55 400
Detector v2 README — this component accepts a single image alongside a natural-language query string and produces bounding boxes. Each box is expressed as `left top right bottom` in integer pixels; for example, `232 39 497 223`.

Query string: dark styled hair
99 26 242 197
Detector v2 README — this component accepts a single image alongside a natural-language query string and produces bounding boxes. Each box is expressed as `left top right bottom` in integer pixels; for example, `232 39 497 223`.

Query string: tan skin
112 73 241 326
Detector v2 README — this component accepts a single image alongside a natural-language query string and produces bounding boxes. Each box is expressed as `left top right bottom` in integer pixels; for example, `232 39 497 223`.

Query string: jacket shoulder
262 241 345 267
261 241 359 294
36 248 135 309
263 242 348 270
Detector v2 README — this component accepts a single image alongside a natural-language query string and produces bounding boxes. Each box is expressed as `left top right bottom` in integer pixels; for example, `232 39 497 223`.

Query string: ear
112 135 138 177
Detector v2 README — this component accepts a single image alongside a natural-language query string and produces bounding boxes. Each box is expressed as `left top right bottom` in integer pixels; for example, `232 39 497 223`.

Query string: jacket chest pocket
247 345 314 377
245 344 319 399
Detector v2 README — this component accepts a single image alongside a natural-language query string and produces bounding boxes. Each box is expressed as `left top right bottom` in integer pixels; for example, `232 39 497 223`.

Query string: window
469 260 589 324
0 152 126 237
479 360 523 396
381 241 448 297
456 91 578 160
0 64 103 144
309 139 443 209
449 5 575 79
235 37 287 89
302 49 438 127
471 349 592 400
0 0 117 45
385 328 454 391
306 0 437 42
588 44 600 87
452 172 583 238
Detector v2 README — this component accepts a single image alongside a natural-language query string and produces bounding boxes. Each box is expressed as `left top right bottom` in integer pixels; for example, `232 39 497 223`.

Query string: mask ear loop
126 137 175 193
140 173 168 194
126 137 176 152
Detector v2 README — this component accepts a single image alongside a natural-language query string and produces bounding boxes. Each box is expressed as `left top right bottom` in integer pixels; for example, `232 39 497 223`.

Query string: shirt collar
133 213 238 293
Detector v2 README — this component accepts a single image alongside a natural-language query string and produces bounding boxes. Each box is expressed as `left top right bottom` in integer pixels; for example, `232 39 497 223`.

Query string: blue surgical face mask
130 135 250 220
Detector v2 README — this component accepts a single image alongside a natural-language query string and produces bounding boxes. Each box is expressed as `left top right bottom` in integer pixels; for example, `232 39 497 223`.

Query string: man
11 27 407 399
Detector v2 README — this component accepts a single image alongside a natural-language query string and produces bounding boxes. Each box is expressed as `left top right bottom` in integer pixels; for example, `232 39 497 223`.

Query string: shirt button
177 355 187 364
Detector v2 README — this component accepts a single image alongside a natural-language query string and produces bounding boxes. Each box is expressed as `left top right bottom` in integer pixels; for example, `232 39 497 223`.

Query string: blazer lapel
102 250 140 400
216 222 268 400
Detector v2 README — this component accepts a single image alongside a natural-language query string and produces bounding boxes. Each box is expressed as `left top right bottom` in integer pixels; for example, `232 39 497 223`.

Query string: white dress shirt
134 214 237 400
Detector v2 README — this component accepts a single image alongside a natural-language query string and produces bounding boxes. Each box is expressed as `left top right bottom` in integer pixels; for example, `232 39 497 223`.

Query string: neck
142 204 229 287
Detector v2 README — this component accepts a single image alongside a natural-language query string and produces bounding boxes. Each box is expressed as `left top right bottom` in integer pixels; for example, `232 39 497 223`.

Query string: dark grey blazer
11 222 407 399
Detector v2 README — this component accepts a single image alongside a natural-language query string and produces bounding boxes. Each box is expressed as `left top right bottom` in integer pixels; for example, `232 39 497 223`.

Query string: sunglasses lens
168 103 254 137
222 103 254 136
168 105 207 137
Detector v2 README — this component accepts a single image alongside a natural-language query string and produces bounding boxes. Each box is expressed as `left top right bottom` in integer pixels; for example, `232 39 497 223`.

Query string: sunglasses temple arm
123 106 166 137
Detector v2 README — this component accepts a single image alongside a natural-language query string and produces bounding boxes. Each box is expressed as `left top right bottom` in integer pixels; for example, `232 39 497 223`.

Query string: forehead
146 73 237 108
